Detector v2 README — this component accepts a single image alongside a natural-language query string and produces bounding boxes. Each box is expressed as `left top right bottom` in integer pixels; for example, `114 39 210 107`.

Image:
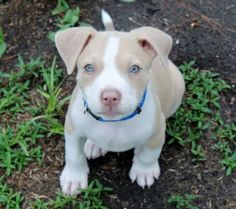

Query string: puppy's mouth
97 109 126 118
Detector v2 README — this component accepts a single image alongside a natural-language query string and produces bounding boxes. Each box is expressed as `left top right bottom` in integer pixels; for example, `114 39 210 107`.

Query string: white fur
129 146 163 188
61 35 162 195
62 88 159 194
101 9 114 29
60 133 88 195
84 36 138 119
70 84 156 152
84 138 107 159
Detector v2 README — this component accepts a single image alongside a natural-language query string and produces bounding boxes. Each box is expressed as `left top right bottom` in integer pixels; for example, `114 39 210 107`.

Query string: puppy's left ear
131 27 173 70
55 27 97 75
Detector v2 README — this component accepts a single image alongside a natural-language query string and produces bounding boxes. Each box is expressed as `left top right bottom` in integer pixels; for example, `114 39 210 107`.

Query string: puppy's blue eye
129 65 141 74
84 64 95 73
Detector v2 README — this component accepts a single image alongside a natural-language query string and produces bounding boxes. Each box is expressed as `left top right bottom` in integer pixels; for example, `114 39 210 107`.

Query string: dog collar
83 89 147 122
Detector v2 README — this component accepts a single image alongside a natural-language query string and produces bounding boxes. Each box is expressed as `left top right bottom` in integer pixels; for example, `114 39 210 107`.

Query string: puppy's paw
129 159 160 188
60 165 88 195
84 139 107 159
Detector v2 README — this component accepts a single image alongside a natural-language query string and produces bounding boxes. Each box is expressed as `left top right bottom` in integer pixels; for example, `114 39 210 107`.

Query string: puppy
55 10 185 195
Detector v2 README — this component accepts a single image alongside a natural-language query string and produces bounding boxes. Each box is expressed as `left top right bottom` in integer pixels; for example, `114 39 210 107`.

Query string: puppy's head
55 27 172 119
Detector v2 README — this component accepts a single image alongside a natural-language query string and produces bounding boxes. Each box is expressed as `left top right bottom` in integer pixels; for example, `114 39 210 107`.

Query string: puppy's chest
83 122 153 151
70 90 156 152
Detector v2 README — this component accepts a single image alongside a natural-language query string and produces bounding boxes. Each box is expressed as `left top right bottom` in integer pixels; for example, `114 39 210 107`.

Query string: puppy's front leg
60 131 88 195
129 114 165 188
129 145 163 188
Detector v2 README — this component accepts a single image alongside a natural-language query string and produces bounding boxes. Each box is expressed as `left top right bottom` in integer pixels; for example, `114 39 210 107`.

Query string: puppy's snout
101 89 121 107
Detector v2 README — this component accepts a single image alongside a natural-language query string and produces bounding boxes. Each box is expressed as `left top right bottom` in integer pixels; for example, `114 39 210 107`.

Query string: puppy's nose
101 89 121 107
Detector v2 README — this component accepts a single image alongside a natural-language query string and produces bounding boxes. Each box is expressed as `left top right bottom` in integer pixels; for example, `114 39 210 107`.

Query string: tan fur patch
65 85 80 134
76 33 112 91
115 33 155 97
146 93 166 149
146 112 166 149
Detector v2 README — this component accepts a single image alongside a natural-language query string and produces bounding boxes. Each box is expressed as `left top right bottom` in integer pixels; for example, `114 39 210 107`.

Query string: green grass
0 56 110 208
0 27 7 58
0 58 235 208
167 61 235 167
37 57 69 115
35 57 70 136
0 121 44 176
31 180 112 209
52 0 69 16
0 177 24 209
168 194 198 209
0 56 46 175
167 61 236 175
214 120 236 176
48 0 81 41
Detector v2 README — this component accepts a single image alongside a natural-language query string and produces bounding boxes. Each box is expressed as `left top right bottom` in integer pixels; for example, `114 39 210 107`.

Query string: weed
57 7 80 29
167 61 231 161
48 0 81 41
220 152 236 176
52 0 69 15
0 57 47 175
168 194 198 209
36 57 70 136
0 121 44 175
31 180 112 209
37 57 69 115
0 56 43 116
0 56 68 176
0 177 24 209
215 140 236 176
0 27 7 58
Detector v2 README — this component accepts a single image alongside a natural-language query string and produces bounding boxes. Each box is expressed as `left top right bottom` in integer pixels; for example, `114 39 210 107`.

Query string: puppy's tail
101 9 115 31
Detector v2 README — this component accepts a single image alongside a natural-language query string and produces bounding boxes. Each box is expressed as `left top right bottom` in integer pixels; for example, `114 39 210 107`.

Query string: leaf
58 7 80 28
0 28 7 58
52 0 70 15
47 31 56 42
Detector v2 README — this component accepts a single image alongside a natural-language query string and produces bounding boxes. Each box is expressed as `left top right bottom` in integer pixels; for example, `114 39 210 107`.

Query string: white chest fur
70 87 156 152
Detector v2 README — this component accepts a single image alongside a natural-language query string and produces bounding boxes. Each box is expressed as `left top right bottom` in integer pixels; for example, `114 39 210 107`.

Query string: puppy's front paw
60 166 88 195
84 139 107 159
129 159 160 188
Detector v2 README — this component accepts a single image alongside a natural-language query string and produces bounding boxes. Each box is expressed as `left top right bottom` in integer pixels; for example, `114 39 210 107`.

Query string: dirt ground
0 0 235 208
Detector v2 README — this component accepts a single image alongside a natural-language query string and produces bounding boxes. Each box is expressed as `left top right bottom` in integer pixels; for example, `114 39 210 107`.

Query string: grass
0 56 46 175
0 27 7 58
168 194 198 209
52 0 69 16
167 61 236 172
37 57 69 115
0 53 234 208
31 180 112 209
0 56 110 208
0 177 24 209
35 57 70 136
48 0 81 41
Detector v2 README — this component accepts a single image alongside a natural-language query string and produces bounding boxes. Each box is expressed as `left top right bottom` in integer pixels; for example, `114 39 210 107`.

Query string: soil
0 0 235 209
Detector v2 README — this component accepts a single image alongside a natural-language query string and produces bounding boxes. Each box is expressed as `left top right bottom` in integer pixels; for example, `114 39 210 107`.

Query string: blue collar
83 89 147 122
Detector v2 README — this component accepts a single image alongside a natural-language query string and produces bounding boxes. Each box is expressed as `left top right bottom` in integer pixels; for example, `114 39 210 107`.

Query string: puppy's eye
129 65 141 74
84 64 95 73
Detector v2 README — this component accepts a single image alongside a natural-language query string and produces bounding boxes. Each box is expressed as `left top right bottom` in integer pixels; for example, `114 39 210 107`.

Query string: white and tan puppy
55 10 185 195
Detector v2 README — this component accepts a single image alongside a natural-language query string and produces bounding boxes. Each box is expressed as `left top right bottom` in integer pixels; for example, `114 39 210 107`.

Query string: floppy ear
131 27 173 70
55 27 97 75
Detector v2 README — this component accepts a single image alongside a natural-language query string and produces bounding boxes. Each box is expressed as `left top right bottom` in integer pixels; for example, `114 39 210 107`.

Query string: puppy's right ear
55 27 97 75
